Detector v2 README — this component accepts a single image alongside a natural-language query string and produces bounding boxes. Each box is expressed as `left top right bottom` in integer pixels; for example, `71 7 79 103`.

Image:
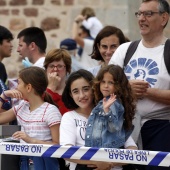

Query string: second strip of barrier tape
0 142 170 167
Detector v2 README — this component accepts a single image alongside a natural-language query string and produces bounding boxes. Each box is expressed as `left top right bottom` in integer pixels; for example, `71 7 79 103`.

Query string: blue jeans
140 119 170 170
20 156 29 170
20 156 59 170
33 156 59 170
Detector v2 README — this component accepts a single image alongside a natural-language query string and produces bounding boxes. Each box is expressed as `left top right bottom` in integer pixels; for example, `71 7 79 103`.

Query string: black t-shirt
0 62 12 110
0 62 7 83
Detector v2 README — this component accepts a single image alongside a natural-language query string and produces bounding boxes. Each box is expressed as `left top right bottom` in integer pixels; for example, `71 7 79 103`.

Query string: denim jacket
85 98 133 148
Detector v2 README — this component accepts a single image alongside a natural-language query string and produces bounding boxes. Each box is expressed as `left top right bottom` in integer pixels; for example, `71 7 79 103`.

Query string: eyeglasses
135 11 161 18
48 64 66 70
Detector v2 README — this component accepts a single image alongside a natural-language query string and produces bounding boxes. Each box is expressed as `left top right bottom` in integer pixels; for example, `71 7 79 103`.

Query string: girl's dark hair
62 69 94 109
80 25 91 37
0 25 13 44
17 27 47 53
90 26 127 61
19 66 57 106
94 64 136 130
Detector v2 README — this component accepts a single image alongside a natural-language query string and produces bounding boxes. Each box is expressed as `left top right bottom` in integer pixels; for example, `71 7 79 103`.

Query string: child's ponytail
43 91 58 108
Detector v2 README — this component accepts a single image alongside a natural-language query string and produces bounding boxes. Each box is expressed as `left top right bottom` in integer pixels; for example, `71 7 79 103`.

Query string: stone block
0 0 6 6
11 9 20 15
32 0 44 5
64 0 74 5
41 17 60 31
0 9 9 15
9 18 26 31
51 0 61 5
24 8 38 17
77 0 101 6
9 0 27 5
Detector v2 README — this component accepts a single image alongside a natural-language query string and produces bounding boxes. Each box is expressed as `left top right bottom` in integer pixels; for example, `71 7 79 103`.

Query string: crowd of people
0 0 170 170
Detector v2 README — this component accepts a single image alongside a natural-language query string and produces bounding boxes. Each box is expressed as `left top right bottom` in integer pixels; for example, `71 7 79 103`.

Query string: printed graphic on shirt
74 119 87 140
124 58 159 87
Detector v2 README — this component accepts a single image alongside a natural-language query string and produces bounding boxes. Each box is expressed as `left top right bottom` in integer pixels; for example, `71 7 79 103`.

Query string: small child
80 7 103 39
85 64 136 170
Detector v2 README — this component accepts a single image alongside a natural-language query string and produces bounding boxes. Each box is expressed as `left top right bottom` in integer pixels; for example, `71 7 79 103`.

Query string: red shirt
46 88 70 115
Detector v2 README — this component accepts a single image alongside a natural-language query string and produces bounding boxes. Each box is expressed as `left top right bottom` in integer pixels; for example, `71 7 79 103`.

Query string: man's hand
129 80 149 99
74 15 85 23
88 161 112 170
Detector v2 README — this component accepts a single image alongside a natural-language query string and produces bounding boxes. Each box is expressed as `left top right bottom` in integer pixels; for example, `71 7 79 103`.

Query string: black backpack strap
124 39 170 74
124 40 141 67
164 39 170 75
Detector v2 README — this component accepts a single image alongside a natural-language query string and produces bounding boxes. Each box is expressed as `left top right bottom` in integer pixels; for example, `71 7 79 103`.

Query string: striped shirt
13 100 61 142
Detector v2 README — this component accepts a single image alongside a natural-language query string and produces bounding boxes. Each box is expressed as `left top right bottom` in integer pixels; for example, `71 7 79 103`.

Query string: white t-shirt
33 57 45 69
109 41 170 117
13 100 62 143
82 17 103 39
71 55 85 72
80 39 99 69
60 110 136 170
88 65 101 77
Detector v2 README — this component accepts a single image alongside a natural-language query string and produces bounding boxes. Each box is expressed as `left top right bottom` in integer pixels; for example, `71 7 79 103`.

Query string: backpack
124 39 170 75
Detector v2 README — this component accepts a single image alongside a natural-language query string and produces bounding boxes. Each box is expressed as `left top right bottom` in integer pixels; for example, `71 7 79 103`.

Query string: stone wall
0 0 170 78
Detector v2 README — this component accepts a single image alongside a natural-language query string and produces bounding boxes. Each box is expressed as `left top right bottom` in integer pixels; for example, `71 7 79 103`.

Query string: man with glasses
109 0 170 169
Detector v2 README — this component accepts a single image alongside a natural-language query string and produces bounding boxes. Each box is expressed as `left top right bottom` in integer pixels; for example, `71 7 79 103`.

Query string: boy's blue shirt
85 97 133 148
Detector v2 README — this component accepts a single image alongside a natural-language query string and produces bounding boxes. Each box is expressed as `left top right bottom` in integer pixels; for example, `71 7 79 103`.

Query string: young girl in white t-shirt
0 66 62 170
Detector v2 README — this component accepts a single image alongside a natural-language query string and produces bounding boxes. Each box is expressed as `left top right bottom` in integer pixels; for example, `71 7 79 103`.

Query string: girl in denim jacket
85 64 136 149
